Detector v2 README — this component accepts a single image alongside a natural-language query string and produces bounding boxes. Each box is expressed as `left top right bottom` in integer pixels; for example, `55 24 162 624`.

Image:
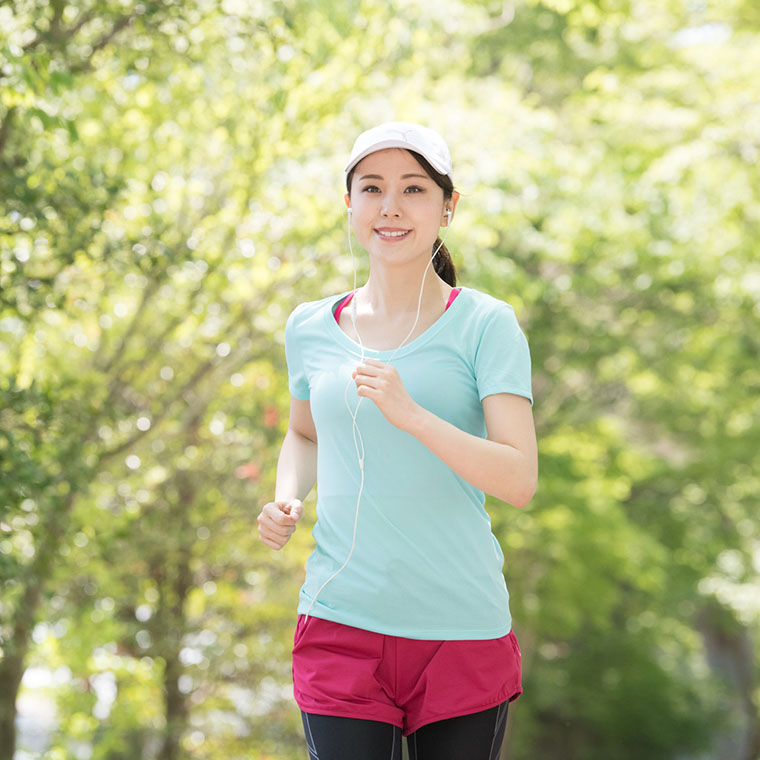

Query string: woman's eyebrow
358 173 430 180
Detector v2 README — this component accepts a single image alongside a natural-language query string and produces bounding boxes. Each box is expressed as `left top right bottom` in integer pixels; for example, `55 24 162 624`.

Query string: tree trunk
161 653 187 760
697 605 759 760
158 427 197 760
0 501 66 760
0 653 24 758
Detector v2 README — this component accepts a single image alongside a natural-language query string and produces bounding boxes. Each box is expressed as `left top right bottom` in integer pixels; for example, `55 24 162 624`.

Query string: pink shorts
291 614 522 736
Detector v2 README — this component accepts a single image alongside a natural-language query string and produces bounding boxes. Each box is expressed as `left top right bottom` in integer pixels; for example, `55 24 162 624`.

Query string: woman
257 122 537 760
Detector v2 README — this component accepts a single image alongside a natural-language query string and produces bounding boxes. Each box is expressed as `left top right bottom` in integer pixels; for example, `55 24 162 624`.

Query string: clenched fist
257 499 303 550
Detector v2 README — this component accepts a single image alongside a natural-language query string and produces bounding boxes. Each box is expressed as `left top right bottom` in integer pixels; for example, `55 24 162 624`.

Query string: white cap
345 121 453 183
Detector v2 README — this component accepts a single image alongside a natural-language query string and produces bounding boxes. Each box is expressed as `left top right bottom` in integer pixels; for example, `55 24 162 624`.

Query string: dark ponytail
411 152 457 287
346 150 457 287
431 236 456 287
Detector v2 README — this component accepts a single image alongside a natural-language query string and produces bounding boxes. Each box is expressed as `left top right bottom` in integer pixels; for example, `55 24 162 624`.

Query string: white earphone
303 201 453 620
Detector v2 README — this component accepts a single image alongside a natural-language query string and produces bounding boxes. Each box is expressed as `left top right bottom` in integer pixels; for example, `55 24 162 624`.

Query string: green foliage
1 0 759 759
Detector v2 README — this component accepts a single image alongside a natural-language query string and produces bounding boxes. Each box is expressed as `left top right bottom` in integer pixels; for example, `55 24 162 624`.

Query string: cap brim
345 139 450 178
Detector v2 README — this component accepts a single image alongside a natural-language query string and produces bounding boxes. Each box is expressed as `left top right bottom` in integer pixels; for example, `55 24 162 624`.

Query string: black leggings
301 701 508 760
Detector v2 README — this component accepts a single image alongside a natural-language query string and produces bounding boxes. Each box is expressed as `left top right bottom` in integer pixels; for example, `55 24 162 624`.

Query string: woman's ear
443 191 461 225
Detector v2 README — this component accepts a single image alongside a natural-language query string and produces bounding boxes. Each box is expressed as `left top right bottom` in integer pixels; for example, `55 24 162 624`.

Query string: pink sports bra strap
445 287 462 310
334 291 356 323
334 288 462 324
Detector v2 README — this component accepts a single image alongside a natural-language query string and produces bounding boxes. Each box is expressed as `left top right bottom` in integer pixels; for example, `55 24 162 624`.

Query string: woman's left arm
353 359 538 508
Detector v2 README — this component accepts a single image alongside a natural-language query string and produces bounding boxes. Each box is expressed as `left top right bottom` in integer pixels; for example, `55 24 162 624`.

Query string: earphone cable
303 209 452 620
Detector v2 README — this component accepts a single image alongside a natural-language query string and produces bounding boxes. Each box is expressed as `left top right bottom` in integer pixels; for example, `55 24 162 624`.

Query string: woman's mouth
375 229 411 241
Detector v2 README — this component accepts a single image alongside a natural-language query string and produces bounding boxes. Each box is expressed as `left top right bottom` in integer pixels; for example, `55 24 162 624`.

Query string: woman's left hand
352 358 420 431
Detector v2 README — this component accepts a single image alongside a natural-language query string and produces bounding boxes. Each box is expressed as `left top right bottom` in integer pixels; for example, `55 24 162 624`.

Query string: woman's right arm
257 397 318 550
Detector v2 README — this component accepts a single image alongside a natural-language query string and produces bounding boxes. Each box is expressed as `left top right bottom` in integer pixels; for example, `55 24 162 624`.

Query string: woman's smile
375 227 412 241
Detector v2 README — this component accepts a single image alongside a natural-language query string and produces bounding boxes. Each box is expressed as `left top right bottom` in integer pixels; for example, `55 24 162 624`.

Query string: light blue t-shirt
284 286 533 640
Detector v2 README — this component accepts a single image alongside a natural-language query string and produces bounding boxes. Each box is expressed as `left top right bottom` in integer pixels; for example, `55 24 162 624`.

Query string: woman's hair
346 150 457 287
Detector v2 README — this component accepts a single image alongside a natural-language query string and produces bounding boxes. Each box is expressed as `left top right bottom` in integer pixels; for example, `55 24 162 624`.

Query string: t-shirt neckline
326 286 470 359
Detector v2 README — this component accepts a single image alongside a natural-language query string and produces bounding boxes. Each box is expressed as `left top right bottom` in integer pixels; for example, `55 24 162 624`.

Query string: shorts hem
402 687 523 737
299 705 404 729
296 703 404 731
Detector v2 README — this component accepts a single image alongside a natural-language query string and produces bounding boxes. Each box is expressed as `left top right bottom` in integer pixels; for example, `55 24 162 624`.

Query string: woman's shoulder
459 286 518 317
287 291 353 326
455 288 531 346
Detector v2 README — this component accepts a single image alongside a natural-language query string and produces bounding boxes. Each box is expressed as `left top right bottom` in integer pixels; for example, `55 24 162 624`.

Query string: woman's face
345 148 450 266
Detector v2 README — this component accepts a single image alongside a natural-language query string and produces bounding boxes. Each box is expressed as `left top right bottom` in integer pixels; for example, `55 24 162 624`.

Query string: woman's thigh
407 701 509 760
300 712 402 760
300 702 509 760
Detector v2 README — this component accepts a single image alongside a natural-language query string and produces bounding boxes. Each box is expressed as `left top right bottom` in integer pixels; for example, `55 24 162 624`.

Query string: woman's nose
380 191 402 216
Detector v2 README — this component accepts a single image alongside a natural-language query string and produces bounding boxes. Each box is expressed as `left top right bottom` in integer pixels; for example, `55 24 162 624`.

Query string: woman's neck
358 269 450 318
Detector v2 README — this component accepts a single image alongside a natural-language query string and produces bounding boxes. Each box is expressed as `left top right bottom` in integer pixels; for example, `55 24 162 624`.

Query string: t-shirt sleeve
285 307 310 400
474 304 533 405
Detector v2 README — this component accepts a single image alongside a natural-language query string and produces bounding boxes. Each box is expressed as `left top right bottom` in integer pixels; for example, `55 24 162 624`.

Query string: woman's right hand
257 499 303 550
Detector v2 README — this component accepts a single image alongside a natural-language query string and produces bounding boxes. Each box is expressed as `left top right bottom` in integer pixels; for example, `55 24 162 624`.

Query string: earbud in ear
444 209 452 225
347 207 352 216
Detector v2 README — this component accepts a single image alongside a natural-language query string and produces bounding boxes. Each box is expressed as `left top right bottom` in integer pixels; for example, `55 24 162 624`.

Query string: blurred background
1 1 758 758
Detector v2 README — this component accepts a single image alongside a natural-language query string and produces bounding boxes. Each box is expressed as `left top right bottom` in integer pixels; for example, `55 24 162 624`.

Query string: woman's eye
360 185 424 193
